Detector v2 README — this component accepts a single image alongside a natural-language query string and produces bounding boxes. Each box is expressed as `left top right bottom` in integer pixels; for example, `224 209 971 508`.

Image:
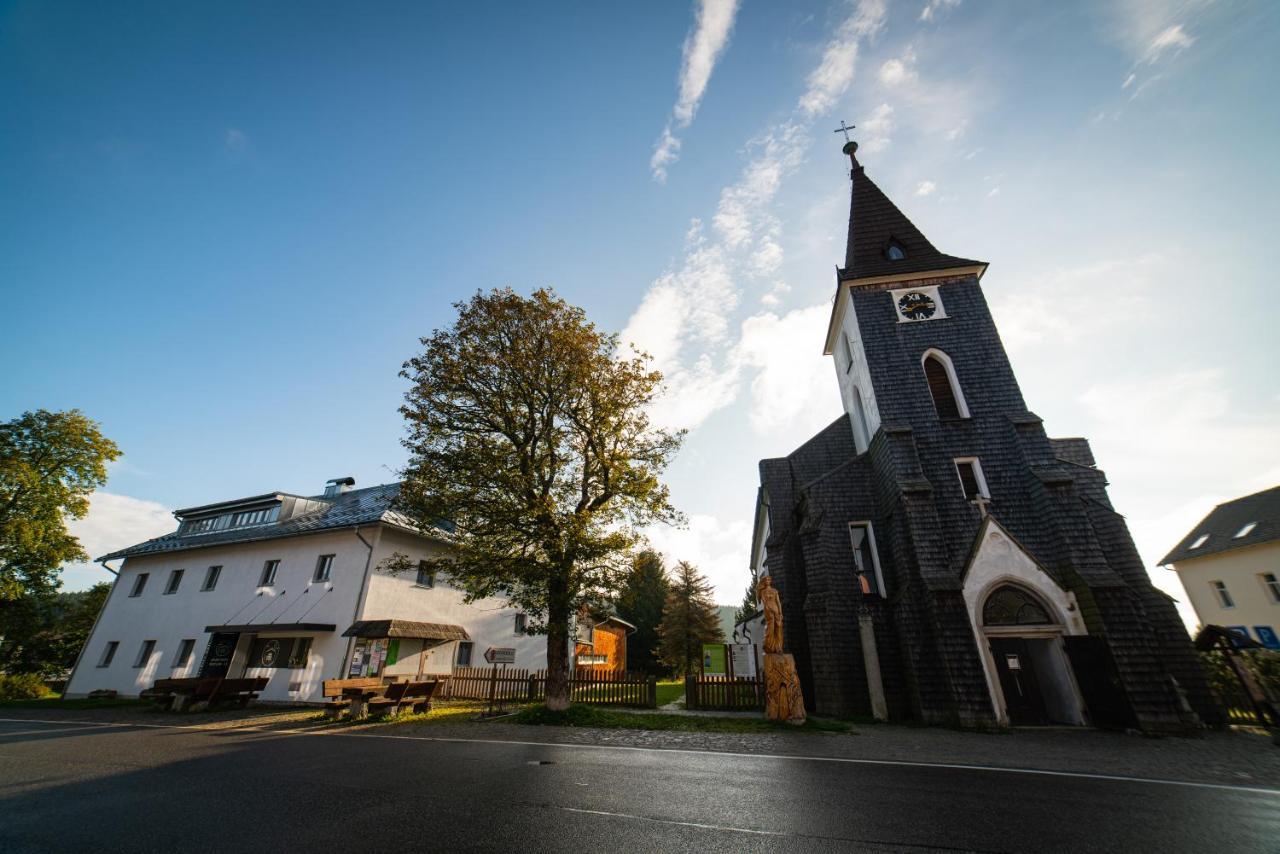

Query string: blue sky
3 1 1278 625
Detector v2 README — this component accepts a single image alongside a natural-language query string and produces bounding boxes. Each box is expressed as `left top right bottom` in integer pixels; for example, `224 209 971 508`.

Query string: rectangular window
514 614 527 635
456 641 474 667
848 522 885 598
313 554 334 583
173 638 196 668
841 334 855 374
164 569 184 595
415 560 435 588
288 638 313 669
129 573 149 597
202 565 222 591
260 560 280 587
134 640 156 668
1262 573 1280 604
230 506 279 528
1212 580 1235 609
954 457 989 502
98 641 119 667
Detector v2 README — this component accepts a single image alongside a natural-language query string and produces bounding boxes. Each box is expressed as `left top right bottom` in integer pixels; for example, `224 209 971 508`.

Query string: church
748 139 1220 732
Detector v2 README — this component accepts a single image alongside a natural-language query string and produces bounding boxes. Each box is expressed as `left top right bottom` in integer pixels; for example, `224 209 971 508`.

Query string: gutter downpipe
338 525 383 678
63 557 123 697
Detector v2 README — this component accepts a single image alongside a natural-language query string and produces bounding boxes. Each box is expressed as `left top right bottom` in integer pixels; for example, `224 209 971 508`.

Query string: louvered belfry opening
924 354 961 419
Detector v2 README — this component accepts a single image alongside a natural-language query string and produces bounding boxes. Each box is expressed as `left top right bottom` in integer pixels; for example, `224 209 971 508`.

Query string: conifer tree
657 561 724 676
616 549 668 675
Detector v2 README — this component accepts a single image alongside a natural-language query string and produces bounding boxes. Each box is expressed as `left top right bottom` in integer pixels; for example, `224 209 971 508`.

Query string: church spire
839 140 984 282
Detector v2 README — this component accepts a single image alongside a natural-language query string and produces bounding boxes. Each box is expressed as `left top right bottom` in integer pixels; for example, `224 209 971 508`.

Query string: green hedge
0 673 54 700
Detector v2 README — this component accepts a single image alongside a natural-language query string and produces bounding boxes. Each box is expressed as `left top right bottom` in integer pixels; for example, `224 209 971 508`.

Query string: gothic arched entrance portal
980 584 1086 726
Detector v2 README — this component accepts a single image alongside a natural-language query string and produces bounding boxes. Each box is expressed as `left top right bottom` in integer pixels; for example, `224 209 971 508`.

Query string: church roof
839 142 985 281
1160 485 1280 566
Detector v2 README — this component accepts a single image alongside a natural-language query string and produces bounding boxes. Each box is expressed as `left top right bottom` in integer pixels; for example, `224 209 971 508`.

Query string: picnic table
141 677 269 712
321 677 442 720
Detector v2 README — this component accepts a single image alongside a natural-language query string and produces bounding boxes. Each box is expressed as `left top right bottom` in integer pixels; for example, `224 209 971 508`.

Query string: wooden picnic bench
142 677 269 711
322 677 398 720
365 679 443 718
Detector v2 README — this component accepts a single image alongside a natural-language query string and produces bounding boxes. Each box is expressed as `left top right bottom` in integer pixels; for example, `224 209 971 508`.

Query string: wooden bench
366 680 443 718
142 677 269 711
321 677 392 720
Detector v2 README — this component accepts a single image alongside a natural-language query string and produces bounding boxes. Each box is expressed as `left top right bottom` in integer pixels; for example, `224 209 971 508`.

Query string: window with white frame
313 554 334 583
129 573 149 597
922 349 969 420
1212 580 1235 609
848 522 885 597
954 458 990 502
98 641 119 667
260 560 280 586
514 613 527 635
164 569 184 595
134 639 156 668
202 565 222 591
1261 573 1280 604
173 638 196 668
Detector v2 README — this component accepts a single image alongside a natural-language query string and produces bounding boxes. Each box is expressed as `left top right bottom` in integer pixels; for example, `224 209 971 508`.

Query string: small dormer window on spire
885 240 906 261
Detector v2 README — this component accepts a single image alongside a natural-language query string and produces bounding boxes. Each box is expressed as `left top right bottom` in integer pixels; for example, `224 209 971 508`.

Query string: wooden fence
684 674 764 712
441 666 656 708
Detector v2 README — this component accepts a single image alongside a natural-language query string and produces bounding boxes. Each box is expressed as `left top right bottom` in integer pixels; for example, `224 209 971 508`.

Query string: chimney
323 476 356 499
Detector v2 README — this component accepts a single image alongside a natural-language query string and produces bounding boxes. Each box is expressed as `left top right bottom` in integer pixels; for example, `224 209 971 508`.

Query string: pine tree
657 561 724 676
732 569 759 629
616 550 669 675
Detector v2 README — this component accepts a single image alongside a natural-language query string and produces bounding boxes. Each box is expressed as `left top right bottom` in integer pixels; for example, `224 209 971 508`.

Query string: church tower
749 139 1219 731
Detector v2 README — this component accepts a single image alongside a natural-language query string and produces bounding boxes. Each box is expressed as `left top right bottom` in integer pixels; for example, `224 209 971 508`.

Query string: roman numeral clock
891 285 946 322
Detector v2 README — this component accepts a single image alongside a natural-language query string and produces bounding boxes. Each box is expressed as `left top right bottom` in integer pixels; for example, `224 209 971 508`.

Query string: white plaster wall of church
833 287 882 453
360 528 550 675
961 523 1089 725
66 528 374 701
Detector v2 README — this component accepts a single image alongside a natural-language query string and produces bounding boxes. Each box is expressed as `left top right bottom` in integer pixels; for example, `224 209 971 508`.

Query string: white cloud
859 103 895 153
735 304 837 439
61 492 174 589
1145 23 1195 59
878 56 918 88
919 0 961 23
798 0 887 118
650 0 742 182
643 513 753 603
915 180 936 196
986 186 999 197
224 128 247 152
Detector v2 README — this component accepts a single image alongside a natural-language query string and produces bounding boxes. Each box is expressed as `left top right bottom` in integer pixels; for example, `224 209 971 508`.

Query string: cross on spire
833 120 856 142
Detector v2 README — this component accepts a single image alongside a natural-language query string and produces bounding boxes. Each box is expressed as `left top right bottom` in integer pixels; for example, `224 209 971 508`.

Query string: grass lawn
514 703 851 734
0 697 146 710
654 680 684 707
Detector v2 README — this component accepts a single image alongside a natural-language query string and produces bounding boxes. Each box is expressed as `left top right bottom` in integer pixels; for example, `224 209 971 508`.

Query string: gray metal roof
99 482 441 561
1160 485 1280 566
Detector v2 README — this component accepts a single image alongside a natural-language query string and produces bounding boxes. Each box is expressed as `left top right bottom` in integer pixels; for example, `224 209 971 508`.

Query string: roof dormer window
885 240 906 261
1189 534 1209 549
1234 522 1257 539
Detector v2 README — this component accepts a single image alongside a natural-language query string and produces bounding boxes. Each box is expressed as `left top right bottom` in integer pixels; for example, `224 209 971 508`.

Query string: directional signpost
483 647 517 716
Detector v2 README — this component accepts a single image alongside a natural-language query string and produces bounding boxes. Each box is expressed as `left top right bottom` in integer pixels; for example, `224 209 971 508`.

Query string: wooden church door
990 638 1048 725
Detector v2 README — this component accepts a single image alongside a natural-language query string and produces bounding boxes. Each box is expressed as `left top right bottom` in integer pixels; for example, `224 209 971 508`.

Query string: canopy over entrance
342 619 470 642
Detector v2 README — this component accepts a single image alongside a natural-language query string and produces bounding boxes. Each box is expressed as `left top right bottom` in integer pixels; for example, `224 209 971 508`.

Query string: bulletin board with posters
348 638 392 677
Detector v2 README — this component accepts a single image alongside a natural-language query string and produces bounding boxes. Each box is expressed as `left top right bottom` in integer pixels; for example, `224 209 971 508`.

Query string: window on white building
173 639 196 668
1190 534 1209 549
1212 580 1235 609
98 641 119 667
164 569 184 595
456 641 474 667
260 560 280 587
514 614 527 635
1261 573 1280 604
288 638 313 669
133 640 156 668
313 554 334 583
202 565 222 591
415 560 435 588
1235 522 1258 539
129 573 149 597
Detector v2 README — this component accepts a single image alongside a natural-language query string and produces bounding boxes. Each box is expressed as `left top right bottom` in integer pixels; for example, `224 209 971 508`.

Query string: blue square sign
1226 626 1251 647
1254 626 1279 650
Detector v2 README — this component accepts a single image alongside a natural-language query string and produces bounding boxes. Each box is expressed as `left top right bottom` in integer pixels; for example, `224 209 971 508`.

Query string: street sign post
484 647 516 665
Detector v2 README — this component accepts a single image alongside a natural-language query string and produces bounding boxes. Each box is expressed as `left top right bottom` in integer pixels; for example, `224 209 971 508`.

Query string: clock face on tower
897 291 936 320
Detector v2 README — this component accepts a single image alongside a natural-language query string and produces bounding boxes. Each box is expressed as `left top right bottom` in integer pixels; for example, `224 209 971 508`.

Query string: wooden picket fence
685 674 765 712
441 666 656 708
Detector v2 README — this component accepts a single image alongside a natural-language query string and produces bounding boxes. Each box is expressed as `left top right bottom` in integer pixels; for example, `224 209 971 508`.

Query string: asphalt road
1 717 1277 853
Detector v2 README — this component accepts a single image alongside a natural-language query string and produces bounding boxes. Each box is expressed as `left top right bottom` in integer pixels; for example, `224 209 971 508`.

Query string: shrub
0 672 54 700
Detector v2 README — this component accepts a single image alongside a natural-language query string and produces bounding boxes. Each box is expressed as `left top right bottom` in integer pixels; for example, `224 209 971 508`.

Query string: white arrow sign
484 647 516 665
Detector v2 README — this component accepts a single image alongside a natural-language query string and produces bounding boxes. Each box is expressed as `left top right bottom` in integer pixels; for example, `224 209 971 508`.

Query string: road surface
1 717 1276 852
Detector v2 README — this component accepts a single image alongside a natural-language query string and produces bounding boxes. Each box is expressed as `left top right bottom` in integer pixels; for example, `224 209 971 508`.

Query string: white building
66 477 548 702
1161 485 1280 651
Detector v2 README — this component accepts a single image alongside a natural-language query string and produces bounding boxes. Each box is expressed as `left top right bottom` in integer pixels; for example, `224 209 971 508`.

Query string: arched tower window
982 585 1054 626
921 349 970 420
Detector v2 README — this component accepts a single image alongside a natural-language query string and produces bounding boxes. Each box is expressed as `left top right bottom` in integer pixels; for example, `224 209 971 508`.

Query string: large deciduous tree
0 410 120 601
658 561 724 677
616 549 669 676
397 288 682 710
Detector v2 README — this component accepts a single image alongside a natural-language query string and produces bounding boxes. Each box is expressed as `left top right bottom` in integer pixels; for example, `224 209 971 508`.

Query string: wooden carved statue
756 575 806 725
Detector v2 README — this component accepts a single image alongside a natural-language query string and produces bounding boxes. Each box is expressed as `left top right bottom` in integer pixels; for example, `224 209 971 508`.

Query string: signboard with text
484 647 516 665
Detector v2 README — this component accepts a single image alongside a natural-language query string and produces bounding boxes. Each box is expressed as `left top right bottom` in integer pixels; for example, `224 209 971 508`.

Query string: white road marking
1 715 1276 796
556 806 786 837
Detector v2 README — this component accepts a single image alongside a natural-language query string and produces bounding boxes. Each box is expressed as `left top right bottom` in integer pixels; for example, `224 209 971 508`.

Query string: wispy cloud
650 0 742 183
627 0 887 432
1110 1 1209 94
61 492 174 588
919 0 961 24
915 180 936 196
859 103 894 153
224 128 247 152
